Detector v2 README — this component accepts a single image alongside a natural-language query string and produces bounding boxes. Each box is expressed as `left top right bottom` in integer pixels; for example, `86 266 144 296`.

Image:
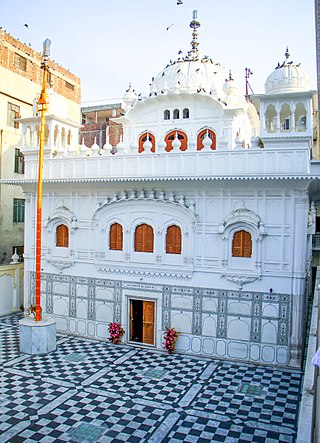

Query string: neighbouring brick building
0 30 81 262
81 102 124 149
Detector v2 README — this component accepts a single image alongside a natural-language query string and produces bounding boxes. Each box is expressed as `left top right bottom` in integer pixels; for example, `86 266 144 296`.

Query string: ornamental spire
187 10 200 60
285 46 290 60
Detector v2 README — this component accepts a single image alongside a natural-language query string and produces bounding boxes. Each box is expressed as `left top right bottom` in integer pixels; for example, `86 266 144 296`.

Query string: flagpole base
19 317 56 355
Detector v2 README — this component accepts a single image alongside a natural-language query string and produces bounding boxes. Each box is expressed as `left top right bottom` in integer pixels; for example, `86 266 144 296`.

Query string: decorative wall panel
31 271 292 365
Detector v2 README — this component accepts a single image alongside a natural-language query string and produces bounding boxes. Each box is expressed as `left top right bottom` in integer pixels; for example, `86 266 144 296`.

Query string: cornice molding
97 266 192 280
2 175 316 186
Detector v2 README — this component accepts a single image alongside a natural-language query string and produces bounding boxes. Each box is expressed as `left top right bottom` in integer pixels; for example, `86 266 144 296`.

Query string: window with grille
166 225 182 254
56 224 69 247
109 223 123 250
14 149 24 174
14 53 27 71
13 198 25 223
134 224 154 252
8 103 20 128
232 230 252 258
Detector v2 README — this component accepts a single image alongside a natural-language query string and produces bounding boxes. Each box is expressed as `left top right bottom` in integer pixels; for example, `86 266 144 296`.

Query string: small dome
223 72 244 106
265 48 310 94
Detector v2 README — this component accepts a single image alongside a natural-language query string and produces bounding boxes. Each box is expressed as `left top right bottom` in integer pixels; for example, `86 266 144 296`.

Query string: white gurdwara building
19 12 318 367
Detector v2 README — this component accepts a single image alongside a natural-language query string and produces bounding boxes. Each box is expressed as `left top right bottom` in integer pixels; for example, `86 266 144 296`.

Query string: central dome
149 10 227 97
150 58 226 95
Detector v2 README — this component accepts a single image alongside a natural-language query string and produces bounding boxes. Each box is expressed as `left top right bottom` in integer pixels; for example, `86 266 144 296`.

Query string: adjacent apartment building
0 30 81 262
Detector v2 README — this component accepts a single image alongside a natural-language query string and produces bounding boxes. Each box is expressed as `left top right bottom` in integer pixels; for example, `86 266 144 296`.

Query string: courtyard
0 313 302 442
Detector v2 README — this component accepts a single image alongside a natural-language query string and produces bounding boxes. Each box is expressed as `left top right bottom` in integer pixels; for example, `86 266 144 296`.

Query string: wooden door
130 300 134 341
142 301 155 345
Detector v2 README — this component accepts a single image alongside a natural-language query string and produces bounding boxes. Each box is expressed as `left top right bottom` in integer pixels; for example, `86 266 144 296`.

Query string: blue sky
2 0 317 103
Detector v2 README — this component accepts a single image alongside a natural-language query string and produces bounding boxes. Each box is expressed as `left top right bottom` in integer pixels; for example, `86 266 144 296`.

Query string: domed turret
264 48 310 95
223 71 244 106
122 83 137 110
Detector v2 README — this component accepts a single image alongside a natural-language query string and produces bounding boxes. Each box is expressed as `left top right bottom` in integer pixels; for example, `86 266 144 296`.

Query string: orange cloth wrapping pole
34 64 48 322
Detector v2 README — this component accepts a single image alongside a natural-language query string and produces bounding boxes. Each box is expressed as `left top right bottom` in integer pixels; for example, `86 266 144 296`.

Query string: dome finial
285 46 290 60
188 10 200 60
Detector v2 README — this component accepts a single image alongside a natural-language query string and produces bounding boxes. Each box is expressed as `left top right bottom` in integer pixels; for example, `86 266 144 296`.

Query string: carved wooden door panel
142 301 155 345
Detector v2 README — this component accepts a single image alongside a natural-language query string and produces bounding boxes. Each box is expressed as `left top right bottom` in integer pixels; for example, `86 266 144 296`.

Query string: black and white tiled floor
0 313 302 442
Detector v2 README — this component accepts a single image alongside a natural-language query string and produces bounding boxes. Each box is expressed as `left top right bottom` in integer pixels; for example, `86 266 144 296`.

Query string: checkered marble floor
0 313 302 442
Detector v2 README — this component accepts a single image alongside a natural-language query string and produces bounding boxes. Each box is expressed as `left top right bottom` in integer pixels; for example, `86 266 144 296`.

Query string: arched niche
138 132 156 153
295 102 307 132
45 206 78 258
265 104 277 132
54 125 59 147
280 103 292 132
197 128 216 150
165 130 188 151
219 207 266 274
61 127 66 148
183 108 190 119
44 124 49 146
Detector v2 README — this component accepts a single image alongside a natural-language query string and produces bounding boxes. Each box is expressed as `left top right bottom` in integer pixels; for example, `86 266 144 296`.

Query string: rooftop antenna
245 67 253 99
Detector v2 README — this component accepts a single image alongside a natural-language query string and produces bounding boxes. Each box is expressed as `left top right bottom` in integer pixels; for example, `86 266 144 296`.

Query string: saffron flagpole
34 38 51 322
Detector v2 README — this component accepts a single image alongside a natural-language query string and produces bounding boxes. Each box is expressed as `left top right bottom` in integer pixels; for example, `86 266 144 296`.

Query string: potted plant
163 326 180 354
108 322 125 344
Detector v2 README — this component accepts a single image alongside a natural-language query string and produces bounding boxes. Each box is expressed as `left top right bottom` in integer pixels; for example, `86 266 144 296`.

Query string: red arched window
165 130 188 152
166 225 182 254
109 223 123 250
232 230 252 257
197 129 216 150
56 224 69 248
138 133 155 153
134 224 154 252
